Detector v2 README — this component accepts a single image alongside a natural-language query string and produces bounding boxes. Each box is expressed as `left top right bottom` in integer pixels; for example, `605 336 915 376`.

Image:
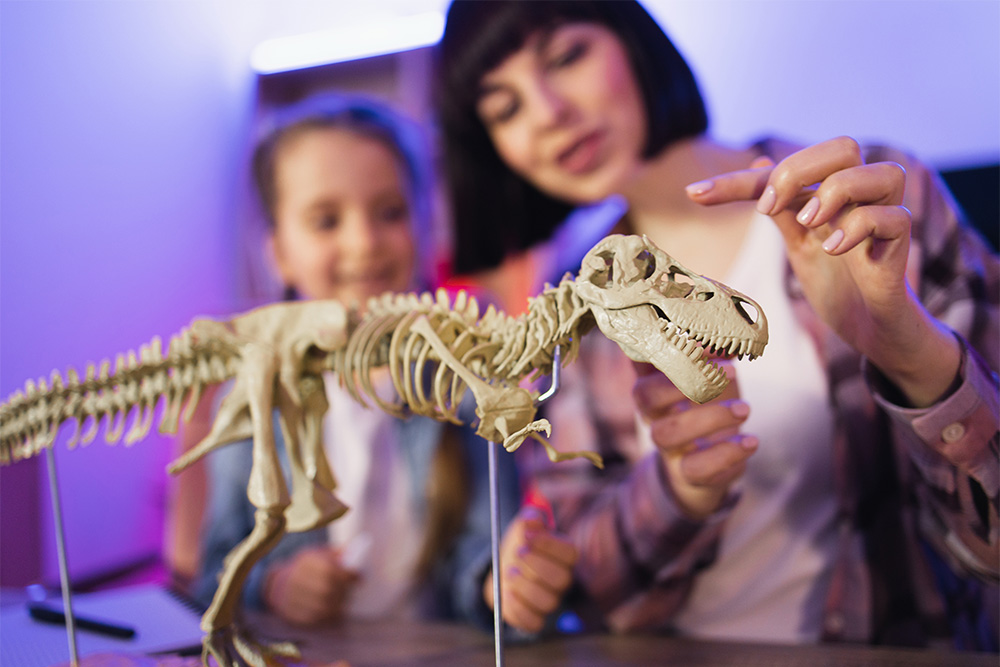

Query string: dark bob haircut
434 0 708 274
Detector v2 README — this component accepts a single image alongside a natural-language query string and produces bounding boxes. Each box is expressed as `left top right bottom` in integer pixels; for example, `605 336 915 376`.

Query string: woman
193 93 520 627
434 0 998 649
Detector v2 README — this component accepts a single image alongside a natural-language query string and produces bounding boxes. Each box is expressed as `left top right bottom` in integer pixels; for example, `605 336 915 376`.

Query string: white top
644 213 840 642
323 373 424 619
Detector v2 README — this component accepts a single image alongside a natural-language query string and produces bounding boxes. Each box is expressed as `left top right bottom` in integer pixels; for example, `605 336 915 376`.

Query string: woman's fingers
686 164 773 204
515 553 575 598
756 136 864 214
511 529 576 602
680 437 758 487
487 504 578 633
661 434 758 519
649 399 750 451
686 136 867 213
820 203 913 258
632 370 687 420
500 572 553 633
524 529 578 568
504 564 564 613
494 529 577 633
687 137 910 268
794 161 906 228
633 361 738 421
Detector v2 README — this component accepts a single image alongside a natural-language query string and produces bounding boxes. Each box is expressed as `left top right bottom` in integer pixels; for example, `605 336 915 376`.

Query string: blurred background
1 0 997 592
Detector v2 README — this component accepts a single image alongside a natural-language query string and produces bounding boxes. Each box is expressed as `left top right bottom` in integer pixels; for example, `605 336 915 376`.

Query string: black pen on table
27 601 137 639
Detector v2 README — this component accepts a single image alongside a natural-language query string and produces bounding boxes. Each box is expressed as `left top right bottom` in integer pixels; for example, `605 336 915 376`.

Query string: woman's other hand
483 506 577 634
633 361 756 519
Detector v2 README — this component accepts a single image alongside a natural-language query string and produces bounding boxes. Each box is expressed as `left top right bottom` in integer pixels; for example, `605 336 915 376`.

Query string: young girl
193 93 519 627
434 0 998 649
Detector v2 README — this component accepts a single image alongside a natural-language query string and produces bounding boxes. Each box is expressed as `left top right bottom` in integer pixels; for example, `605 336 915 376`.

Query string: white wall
1 0 996 586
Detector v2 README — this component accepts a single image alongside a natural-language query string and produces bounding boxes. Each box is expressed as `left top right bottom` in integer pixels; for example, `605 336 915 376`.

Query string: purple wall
648 0 1000 169
0 1 252 585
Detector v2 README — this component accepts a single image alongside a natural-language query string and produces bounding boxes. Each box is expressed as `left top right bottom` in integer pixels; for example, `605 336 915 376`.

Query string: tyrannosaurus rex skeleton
0 234 767 667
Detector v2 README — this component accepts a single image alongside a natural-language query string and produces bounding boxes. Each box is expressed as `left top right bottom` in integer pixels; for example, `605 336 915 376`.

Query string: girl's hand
483 506 577 634
633 361 756 519
687 136 959 406
263 545 360 626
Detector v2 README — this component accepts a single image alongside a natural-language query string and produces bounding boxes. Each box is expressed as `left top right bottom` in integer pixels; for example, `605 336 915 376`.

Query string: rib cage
0 326 240 465
334 280 595 428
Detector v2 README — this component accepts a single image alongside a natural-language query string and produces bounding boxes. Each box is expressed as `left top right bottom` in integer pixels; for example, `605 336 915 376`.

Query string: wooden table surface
248 616 998 667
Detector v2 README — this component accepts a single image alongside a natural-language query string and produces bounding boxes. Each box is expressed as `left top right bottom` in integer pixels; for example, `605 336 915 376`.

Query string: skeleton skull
575 234 768 403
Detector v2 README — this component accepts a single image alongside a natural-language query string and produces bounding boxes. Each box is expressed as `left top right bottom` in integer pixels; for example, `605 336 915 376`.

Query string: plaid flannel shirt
527 139 998 650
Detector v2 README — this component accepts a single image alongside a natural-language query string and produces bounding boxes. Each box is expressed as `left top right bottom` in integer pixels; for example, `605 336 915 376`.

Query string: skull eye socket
658 270 695 298
584 244 672 289
587 251 615 288
636 250 655 281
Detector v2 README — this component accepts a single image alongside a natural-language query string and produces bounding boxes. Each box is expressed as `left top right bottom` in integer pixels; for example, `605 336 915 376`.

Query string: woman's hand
483 506 577 634
633 361 756 519
687 136 960 406
263 545 360 626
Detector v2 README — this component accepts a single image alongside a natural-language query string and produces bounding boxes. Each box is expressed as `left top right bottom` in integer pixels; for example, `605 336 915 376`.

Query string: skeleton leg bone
201 508 289 667
196 346 302 666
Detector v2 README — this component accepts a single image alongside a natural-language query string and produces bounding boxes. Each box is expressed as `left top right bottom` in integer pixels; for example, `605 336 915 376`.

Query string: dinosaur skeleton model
0 234 767 667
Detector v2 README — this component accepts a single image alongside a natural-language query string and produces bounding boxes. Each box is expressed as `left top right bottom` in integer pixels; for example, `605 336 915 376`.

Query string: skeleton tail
0 327 239 465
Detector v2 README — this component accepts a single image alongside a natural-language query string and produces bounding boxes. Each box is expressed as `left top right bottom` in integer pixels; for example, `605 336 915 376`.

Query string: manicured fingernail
686 180 714 196
728 400 750 419
822 228 845 253
797 197 820 225
756 185 776 214
740 435 759 451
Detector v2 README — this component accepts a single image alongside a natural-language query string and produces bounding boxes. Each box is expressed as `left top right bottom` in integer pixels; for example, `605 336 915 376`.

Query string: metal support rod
536 345 562 404
489 344 563 667
488 438 505 667
45 446 79 667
